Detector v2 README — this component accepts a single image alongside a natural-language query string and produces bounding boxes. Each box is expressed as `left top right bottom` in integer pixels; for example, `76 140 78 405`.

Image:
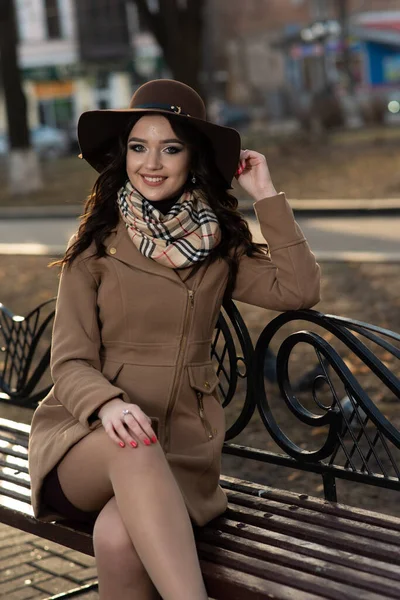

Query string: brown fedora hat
77 79 241 187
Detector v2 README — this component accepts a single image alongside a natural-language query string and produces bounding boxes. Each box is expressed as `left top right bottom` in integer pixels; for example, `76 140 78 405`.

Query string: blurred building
9 0 79 134
0 0 164 139
352 11 400 90
211 0 313 119
211 0 400 121
2 0 400 137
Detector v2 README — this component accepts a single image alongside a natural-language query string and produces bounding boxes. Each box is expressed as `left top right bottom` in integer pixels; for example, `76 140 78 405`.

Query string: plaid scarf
117 181 221 269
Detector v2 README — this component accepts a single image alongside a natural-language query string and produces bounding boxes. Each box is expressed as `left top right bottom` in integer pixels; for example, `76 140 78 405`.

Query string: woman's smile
140 174 168 187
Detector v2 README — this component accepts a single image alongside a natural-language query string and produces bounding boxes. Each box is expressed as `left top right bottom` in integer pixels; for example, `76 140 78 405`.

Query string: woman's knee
93 498 145 576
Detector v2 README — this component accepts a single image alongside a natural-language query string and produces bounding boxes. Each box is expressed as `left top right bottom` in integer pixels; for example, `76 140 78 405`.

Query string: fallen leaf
311 426 328 436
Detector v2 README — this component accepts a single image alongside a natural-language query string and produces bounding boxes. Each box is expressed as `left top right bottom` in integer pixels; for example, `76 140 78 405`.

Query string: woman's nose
145 149 162 170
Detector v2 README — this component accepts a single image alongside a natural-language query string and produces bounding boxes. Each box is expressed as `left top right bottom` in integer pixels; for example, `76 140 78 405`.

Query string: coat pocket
188 363 221 441
187 363 220 395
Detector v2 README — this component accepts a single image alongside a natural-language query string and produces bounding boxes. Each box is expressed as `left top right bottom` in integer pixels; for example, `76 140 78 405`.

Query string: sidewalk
0 523 98 599
1 198 400 219
1 206 400 261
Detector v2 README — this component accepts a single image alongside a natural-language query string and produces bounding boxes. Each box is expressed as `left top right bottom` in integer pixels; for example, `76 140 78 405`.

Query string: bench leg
322 472 337 502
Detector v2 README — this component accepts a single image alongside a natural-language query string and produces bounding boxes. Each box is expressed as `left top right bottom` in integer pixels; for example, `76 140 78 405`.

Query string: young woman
28 79 320 600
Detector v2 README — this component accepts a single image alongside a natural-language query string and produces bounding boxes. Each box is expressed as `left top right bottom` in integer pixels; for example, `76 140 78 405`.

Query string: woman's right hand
98 398 158 448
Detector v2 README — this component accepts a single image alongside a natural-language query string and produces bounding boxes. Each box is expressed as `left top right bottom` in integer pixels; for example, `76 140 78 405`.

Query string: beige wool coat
28 193 321 526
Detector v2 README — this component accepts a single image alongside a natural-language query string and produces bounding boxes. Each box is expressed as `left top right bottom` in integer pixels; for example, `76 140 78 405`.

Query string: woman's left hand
235 149 278 201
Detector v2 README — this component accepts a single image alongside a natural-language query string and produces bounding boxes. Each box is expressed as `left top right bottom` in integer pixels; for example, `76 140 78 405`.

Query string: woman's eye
129 144 145 152
164 146 182 154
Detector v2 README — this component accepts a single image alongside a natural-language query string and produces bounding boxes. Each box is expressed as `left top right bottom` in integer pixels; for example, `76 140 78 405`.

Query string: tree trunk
0 0 42 193
336 0 362 128
133 0 205 94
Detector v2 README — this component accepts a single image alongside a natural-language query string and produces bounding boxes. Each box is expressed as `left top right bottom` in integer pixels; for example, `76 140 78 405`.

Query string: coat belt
100 339 213 366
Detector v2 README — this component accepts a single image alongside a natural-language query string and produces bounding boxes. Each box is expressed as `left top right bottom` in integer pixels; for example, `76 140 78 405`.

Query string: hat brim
77 108 241 187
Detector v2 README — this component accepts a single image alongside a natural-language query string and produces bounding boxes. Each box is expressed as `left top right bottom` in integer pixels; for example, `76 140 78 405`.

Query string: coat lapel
104 220 182 285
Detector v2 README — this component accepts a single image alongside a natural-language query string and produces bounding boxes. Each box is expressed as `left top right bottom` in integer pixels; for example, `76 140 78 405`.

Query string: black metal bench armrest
248 308 400 500
0 298 56 407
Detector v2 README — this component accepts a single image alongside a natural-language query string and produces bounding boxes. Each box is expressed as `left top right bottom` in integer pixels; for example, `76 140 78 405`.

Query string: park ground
0 126 399 207
1 256 399 518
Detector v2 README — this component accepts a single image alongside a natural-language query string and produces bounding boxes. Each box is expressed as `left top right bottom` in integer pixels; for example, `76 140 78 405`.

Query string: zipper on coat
164 289 195 451
197 391 214 440
188 290 194 308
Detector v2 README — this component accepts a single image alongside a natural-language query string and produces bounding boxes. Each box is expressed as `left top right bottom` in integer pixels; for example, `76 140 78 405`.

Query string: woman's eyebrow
128 136 184 144
161 138 184 144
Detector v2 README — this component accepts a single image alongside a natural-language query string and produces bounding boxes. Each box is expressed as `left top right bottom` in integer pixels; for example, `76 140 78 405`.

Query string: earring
191 174 197 184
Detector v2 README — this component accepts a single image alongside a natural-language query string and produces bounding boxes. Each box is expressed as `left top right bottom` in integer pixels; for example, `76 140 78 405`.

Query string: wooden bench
1 299 400 599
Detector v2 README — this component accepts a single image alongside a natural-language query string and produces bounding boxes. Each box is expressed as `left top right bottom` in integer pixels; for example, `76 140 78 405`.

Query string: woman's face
126 114 191 201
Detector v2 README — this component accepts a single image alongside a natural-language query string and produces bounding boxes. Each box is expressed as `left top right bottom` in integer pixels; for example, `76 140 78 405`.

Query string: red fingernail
151 436 157 444
130 441 137 448
144 438 151 446
119 442 125 448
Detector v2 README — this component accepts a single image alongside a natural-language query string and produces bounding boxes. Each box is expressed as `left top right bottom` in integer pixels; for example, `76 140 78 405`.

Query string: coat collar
104 219 199 286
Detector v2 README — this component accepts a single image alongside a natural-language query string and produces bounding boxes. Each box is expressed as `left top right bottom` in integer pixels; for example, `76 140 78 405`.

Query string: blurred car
0 125 69 159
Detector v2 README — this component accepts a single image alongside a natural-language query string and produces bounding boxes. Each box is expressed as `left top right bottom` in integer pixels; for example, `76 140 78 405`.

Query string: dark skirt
42 466 99 524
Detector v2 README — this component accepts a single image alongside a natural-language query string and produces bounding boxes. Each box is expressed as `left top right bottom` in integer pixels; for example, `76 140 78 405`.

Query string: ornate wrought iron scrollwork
212 300 255 440
253 309 400 490
0 298 56 407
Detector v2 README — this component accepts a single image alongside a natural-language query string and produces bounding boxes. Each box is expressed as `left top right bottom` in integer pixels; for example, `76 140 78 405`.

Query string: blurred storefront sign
33 81 75 99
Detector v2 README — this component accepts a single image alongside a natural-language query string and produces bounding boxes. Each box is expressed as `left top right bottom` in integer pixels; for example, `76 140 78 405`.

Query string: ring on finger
122 409 131 417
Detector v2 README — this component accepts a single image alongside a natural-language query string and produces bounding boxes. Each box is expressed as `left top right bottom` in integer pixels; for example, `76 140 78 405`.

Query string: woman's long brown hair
53 113 266 293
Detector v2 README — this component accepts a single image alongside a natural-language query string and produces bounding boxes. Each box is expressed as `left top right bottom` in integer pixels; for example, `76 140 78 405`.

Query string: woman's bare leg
57 428 208 600
93 497 159 600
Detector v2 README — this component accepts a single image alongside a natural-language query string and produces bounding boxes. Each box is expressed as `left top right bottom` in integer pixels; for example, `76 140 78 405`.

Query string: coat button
204 381 210 389
109 247 117 255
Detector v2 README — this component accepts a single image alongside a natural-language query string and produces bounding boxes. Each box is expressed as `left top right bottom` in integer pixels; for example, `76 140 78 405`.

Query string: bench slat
228 489 400 546
198 542 385 600
0 505 94 555
225 504 400 563
222 477 400 531
0 428 29 448
0 446 29 463
200 561 327 600
0 418 31 435
0 471 30 490
216 517 400 581
199 528 400 597
0 485 31 505
0 457 29 475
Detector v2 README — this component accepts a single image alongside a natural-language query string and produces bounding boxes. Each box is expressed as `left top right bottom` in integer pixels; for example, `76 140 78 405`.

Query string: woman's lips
140 175 167 187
